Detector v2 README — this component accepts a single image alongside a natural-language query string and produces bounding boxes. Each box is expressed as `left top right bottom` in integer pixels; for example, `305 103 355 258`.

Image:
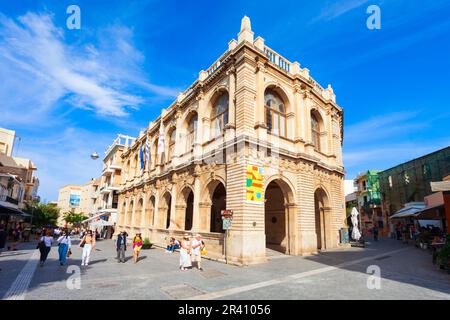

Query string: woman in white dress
179 234 192 271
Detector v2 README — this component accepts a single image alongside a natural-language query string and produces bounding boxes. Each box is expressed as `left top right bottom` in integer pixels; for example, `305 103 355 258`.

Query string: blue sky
1 0 449 201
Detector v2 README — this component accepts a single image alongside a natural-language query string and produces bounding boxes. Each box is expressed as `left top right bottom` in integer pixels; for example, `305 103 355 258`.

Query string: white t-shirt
57 235 71 247
41 236 53 247
191 239 202 256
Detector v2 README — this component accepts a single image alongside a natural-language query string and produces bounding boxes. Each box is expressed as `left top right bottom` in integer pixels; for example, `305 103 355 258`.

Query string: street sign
221 209 233 220
222 218 232 230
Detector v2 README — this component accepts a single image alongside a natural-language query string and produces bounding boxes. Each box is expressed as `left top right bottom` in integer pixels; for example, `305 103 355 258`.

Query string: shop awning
81 212 110 223
415 203 445 220
90 220 114 228
0 204 30 217
389 203 425 219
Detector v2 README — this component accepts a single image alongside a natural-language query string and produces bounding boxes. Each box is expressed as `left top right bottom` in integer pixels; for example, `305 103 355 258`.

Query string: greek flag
157 121 165 158
139 144 145 170
146 133 150 169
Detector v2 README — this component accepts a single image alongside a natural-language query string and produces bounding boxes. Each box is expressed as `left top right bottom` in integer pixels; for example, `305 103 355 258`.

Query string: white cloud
343 110 450 178
0 12 178 126
17 128 114 202
311 0 370 23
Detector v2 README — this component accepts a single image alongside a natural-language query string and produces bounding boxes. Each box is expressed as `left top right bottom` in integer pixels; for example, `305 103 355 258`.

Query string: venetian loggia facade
116 16 346 265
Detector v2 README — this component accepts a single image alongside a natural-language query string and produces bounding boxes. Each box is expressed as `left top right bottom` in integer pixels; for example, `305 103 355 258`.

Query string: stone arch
180 110 198 153
135 197 143 227
127 198 134 226
146 194 156 227
263 176 297 254
178 185 194 231
263 83 292 113
314 186 331 251
264 83 293 139
118 199 127 225
159 191 172 229
310 107 327 152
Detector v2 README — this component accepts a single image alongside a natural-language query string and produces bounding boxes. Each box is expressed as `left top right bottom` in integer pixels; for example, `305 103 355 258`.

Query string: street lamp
90 152 99 160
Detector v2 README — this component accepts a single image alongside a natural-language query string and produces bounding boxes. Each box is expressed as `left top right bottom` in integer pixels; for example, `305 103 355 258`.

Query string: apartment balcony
99 186 110 194
0 194 19 206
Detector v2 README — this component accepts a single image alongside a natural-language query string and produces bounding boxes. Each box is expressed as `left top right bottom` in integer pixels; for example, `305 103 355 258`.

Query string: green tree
24 201 60 227
63 212 88 225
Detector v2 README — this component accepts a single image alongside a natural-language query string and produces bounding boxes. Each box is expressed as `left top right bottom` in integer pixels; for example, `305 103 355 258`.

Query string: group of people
178 233 205 272
2 224 206 272
115 231 143 263
37 228 96 267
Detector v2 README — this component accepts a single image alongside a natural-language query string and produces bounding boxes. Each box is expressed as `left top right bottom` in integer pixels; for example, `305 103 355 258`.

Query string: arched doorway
161 192 172 229
314 188 330 250
210 182 226 233
146 196 155 227
264 180 289 253
183 189 194 231
127 200 133 226
135 198 143 226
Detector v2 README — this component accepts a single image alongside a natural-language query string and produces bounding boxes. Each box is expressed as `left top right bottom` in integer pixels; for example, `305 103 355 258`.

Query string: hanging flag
157 121 165 161
139 143 145 170
145 133 150 169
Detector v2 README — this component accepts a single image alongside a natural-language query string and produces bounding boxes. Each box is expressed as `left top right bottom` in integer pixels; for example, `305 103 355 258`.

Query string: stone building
116 17 346 265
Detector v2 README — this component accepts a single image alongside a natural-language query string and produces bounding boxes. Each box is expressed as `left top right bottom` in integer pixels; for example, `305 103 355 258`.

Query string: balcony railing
264 47 291 73
0 194 19 205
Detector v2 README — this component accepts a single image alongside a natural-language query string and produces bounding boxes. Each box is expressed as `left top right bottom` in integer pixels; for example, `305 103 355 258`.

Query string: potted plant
415 232 430 249
436 235 450 273
142 237 152 249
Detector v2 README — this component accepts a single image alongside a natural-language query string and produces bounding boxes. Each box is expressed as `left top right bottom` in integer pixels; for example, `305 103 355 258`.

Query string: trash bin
340 228 349 244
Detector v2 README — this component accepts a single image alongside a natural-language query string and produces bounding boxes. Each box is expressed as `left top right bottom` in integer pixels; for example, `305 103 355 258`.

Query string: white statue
350 207 362 241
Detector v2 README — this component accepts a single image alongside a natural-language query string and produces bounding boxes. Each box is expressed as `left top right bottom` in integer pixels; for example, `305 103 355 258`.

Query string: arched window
265 89 286 137
311 113 321 151
168 129 176 161
186 114 197 151
133 154 138 176
153 139 158 168
211 92 229 137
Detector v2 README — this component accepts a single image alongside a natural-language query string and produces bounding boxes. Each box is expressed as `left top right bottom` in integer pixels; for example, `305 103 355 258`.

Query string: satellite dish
90 152 99 160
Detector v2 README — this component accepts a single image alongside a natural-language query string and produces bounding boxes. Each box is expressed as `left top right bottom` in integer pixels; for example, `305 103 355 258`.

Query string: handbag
79 238 86 248
67 249 72 257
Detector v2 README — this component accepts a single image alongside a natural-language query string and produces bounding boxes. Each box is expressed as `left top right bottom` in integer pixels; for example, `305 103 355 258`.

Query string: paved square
1 238 449 300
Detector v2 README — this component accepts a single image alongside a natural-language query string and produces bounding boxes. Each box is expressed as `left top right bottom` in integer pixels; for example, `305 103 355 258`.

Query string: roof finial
241 15 251 32
238 15 254 44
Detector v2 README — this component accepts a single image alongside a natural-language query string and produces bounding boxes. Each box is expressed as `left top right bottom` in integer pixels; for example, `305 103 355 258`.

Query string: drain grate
199 269 226 279
374 255 391 261
160 284 205 299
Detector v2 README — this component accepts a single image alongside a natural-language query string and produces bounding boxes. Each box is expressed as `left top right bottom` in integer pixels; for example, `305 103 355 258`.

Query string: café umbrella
350 207 362 241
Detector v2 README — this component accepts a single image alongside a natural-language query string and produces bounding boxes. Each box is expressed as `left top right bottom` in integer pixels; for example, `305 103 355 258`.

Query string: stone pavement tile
10 237 450 300
0 241 39 298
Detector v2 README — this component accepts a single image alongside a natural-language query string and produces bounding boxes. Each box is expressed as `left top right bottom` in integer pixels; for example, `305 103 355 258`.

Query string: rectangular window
280 116 285 137
273 113 279 135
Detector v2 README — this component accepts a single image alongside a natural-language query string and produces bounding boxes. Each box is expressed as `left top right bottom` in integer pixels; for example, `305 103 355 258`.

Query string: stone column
192 165 202 231
254 61 267 140
225 68 237 141
169 173 178 230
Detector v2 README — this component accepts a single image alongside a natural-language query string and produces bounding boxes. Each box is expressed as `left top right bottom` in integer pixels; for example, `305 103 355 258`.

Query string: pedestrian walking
116 231 127 263
57 229 71 266
132 233 143 264
11 224 21 251
179 233 192 271
191 234 204 271
80 230 96 266
372 225 379 241
402 223 409 244
38 230 53 267
0 224 7 272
